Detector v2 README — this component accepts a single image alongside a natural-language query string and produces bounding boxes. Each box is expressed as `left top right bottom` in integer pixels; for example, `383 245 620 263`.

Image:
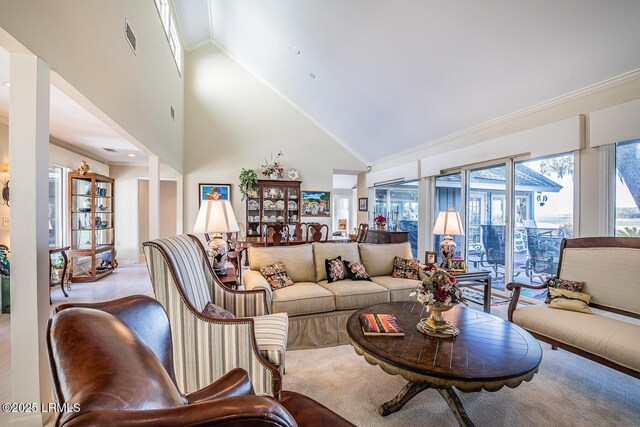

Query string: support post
149 155 160 240
8 53 53 426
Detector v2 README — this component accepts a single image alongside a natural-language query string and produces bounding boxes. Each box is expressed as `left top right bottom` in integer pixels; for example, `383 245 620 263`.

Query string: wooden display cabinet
245 180 301 237
67 172 116 282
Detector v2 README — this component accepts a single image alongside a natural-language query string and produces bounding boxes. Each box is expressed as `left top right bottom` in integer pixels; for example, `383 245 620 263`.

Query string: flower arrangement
411 264 467 308
374 214 387 225
262 151 285 179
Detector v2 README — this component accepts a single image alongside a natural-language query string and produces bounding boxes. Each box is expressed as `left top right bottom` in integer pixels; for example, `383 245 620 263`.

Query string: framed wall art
199 183 231 206
301 191 331 217
358 197 368 212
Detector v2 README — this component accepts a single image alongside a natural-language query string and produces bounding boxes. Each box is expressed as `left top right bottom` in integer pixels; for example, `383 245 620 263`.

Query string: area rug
284 344 640 427
462 287 510 306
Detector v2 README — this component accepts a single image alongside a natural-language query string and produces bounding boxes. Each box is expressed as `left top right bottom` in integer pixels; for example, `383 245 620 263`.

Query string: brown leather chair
49 295 355 427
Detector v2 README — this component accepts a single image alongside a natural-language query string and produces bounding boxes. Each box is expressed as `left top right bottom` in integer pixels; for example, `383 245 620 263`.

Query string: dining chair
266 223 291 246
355 223 369 243
306 223 329 242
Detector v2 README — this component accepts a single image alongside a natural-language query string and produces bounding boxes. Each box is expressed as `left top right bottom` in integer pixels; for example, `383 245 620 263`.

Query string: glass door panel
467 165 507 290
513 153 574 299
374 182 419 257
434 174 463 262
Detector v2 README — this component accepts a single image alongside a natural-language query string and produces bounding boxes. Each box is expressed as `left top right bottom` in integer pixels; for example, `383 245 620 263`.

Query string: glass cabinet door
263 185 286 225
287 187 299 224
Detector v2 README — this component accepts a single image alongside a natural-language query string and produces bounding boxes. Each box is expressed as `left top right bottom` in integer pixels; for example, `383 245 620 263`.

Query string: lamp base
439 235 457 268
213 266 228 277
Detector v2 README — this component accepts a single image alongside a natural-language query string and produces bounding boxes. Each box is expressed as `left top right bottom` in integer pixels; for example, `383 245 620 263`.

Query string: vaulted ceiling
176 0 640 164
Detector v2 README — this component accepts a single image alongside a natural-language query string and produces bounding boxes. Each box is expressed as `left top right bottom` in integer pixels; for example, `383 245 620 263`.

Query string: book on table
359 313 405 336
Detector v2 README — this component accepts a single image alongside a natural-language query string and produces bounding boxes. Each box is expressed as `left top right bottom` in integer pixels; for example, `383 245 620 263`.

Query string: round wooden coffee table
347 302 542 427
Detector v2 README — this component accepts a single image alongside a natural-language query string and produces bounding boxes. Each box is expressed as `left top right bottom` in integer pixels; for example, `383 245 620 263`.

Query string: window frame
154 0 183 75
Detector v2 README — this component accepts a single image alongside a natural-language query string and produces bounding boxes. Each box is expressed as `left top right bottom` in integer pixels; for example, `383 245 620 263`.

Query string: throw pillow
544 277 585 304
259 262 294 291
343 260 372 281
201 301 235 319
325 256 346 283
392 256 420 280
547 287 593 314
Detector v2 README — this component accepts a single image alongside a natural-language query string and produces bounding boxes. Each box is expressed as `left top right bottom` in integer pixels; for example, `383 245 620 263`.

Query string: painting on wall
199 183 231 206
358 197 368 212
301 191 331 217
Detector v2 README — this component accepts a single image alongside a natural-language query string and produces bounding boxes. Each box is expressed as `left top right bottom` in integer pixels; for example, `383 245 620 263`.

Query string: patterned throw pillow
392 256 420 280
201 301 235 319
325 256 346 283
259 262 294 291
343 260 371 281
547 288 593 314
544 277 585 304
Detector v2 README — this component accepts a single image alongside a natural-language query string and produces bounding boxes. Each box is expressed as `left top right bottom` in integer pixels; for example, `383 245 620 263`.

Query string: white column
8 54 53 427
148 155 160 240
176 175 184 234
417 177 430 263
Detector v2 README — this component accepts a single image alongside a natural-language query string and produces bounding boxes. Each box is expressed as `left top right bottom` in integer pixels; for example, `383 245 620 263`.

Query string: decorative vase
417 304 459 337
270 173 278 180
376 224 386 230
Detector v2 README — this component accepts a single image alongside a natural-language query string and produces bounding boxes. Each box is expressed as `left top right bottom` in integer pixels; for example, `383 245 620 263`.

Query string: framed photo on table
447 259 467 273
358 197 368 212
301 191 331 217
424 251 438 265
199 183 231 206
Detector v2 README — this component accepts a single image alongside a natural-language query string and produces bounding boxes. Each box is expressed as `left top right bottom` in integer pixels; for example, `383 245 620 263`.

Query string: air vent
103 148 118 153
125 19 136 54
170 106 175 120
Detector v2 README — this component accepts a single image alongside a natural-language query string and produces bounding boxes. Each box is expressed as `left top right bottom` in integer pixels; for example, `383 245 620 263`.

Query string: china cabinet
67 172 116 282
245 180 301 236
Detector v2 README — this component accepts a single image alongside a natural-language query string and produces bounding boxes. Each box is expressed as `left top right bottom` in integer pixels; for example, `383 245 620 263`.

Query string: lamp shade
193 200 240 233
433 210 465 236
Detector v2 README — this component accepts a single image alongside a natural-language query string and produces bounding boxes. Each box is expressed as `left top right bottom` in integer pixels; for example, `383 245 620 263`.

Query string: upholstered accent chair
143 234 288 397
48 296 355 427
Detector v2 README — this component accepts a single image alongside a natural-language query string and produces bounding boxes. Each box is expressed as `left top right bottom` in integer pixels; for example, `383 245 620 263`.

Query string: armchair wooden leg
551 345 558 350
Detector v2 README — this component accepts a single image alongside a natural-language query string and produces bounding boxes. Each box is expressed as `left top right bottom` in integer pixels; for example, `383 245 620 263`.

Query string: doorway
137 179 178 258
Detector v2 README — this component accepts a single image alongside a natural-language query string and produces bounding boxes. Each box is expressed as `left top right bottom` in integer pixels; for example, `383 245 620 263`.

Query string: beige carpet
284 343 640 427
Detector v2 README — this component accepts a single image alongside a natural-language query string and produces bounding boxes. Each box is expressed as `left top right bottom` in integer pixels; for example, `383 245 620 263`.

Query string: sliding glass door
374 182 419 257
513 154 574 299
433 174 462 260
615 139 640 237
467 165 507 290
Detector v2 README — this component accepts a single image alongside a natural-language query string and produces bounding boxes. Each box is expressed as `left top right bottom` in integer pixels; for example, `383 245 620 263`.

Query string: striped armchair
143 234 288 398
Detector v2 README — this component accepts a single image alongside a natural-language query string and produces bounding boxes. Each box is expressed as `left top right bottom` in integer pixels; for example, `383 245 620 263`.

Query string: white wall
0 121 9 247
184 44 365 233
110 165 179 262
0 0 184 172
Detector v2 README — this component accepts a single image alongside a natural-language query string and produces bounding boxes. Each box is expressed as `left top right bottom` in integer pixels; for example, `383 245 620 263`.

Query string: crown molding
49 136 110 165
373 68 640 168
185 39 214 53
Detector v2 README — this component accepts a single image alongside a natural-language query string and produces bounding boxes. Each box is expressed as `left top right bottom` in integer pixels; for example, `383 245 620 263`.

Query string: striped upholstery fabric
143 235 286 397
254 312 289 369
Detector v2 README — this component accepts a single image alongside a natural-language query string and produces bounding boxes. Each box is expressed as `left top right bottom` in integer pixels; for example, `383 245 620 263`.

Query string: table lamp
433 209 465 268
194 199 239 276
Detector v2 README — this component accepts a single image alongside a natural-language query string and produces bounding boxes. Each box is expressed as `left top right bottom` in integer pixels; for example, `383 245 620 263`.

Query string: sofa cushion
370 276 420 302
313 243 361 282
201 301 235 319
559 247 640 315
249 244 316 283
513 304 640 372
271 282 336 316
260 262 294 290
544 277 585 304
358 242 413 277
548 287 593 314
343 260 371 281
318 279 389 310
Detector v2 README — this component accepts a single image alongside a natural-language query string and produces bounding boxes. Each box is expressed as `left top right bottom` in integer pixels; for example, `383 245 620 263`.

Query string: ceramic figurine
76 160 90 176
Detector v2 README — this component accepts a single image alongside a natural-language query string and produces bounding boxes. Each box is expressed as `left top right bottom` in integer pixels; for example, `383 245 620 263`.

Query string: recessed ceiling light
1 81 9 87
128 153 136 158
309 73 316 79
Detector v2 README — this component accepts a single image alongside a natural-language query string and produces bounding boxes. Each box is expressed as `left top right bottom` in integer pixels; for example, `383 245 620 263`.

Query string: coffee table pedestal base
379 381 475 427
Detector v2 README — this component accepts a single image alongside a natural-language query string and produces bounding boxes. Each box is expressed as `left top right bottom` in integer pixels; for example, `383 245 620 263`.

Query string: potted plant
239 168 258 201
374 214 387 230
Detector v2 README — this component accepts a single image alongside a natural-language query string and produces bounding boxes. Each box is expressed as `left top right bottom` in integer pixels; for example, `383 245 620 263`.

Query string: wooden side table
49 245 70 304
217 266 239 290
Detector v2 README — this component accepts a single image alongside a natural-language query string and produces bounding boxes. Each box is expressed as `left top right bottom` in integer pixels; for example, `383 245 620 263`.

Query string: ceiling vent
125 19 136 54
103 148 118 153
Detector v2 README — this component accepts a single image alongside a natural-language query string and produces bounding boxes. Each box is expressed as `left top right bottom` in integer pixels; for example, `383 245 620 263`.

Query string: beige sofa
243 242 419 349
507 237 640 378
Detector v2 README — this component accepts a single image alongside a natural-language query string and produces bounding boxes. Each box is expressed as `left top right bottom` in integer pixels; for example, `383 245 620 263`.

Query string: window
154 0 182 73
48 166 65 246
513 154 574 299
467 164 507 291
614 139 640 237
374 182 419 257
434 174 462 260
